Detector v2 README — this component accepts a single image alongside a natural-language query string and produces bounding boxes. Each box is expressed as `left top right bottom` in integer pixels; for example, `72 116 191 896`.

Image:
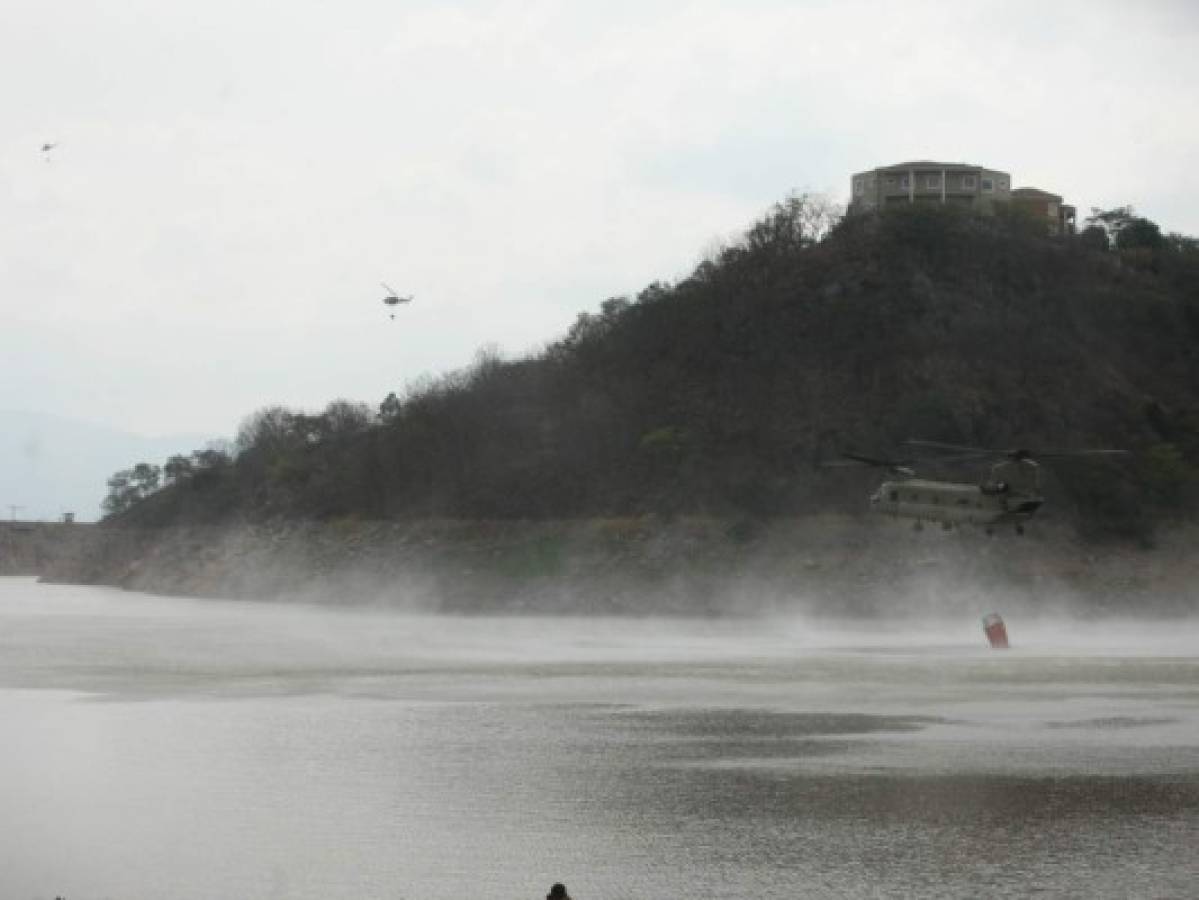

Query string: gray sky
3 0 1197 438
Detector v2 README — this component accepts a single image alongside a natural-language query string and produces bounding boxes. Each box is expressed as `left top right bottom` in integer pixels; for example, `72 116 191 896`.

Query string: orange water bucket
982 612 1009 649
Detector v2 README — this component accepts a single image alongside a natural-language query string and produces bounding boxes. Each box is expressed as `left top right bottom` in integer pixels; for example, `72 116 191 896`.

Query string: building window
854 178 864 195
1047 202 1059 216
885 176 897 186
981 177 994 192
926 175 940 189
899 175 910 189
962 175 976 189
999 179 1008 190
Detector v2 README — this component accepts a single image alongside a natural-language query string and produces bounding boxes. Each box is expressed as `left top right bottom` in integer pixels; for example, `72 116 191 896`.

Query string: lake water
1 576 1198 899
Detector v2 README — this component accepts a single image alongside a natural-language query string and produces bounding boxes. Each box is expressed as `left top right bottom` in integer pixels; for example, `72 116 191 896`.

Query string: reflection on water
1 577 1198 899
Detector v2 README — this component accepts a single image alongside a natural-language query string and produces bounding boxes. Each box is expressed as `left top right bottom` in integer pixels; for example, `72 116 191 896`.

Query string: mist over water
2 577 1198 899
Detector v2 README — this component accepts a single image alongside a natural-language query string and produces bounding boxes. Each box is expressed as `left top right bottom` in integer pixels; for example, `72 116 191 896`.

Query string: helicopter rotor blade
1025 449 1129 459
381 282 398 295
905 439 1128 463
916 451 997 465
819 452 915 476
843 452 912 468
903 439 989 455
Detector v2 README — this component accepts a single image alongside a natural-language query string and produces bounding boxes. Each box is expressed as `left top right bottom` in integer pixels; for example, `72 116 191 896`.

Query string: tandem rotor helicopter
825 440 1128 535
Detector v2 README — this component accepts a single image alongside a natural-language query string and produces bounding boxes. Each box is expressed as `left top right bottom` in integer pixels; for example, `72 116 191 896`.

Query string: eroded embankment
26 516 1199 616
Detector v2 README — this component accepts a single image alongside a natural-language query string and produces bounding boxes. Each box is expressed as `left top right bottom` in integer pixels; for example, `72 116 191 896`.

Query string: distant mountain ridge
0 409 211 521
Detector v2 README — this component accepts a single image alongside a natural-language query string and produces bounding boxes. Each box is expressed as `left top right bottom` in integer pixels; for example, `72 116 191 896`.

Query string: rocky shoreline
9 515 1197 617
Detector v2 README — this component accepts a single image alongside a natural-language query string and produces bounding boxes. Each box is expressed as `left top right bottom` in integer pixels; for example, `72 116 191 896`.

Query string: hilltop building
850 161 1011 213
1011 187 1076 236
848 160 1075 234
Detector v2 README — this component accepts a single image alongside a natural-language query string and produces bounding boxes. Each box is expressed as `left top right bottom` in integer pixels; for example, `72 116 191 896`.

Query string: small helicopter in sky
381 282 413 319
825 440 1127 535
381 283 412 306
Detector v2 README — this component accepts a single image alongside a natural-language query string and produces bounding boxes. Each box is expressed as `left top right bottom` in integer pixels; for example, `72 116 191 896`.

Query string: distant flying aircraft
381 282 413 319
41 142 57 161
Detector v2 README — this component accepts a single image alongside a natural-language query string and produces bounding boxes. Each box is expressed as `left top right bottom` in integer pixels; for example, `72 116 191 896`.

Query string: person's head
547 883 569 900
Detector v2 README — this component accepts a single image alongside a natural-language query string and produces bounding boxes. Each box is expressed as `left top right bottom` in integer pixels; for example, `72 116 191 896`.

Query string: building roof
1011 187 1062 201
871 160 1003 171
887 160 974 168
854 160 1010 178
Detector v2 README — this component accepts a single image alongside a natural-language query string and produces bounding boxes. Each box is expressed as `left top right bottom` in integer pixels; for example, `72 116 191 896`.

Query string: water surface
2 577 1197 898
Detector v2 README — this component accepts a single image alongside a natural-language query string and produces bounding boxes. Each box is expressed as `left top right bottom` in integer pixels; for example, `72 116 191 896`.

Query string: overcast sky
3 0 1197 439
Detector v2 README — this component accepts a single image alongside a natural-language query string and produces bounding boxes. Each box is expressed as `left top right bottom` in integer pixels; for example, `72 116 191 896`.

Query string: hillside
111 199 1199 540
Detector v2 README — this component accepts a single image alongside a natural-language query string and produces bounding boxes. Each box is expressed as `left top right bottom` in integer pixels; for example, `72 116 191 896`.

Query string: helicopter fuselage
870 476 1043 531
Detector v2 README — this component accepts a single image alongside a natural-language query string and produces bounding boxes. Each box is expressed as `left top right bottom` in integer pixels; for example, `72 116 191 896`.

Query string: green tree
321 399 373 437
102 462 162 516
379 392 402 422
1084 206 1163 251
130 462 161 493
235 406 296 456
1085 206 1136 244
101 470 133 516
163 454 194 485
743 192 842 257
1079 224 1110 252
192 444 232 470
1116 217 1164 251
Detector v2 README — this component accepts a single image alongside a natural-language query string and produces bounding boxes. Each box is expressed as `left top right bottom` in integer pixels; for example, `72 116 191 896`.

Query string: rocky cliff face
26 516 1199 617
